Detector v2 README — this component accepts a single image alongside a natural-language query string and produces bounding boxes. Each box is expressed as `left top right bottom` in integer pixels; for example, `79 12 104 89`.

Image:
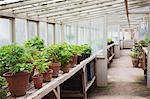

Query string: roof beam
37 0 124 18
54 5 124 20
57 9 125 21
40 0 145 19
0 11 56 23
124 0 130 26
13 0 79 14
27 0 103 16
0 0 64 10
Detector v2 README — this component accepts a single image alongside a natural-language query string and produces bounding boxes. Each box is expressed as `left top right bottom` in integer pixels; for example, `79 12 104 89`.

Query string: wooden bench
9 54 96 99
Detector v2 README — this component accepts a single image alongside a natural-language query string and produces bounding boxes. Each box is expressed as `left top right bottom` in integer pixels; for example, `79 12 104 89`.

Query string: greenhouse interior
0 0 150 99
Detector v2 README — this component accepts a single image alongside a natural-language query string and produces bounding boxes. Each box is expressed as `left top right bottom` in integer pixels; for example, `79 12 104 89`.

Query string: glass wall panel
28 21 37 39
15 19 27 44
0 18 11 46
55 24 62 43
78 27 84 44
39 22 47 45
90 18 104 53
108 24 120 43
139 21 148 40
64 25 71 43
47 24 54 45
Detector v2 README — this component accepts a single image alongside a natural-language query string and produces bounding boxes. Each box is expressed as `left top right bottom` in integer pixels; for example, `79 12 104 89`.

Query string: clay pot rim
32 74 43 79
52 62 61 65
62 63 71 68
3 71 30 77
42 69 53 74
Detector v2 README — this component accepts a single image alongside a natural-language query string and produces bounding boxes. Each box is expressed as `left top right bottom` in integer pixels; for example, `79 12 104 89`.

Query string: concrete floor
88 50 150 99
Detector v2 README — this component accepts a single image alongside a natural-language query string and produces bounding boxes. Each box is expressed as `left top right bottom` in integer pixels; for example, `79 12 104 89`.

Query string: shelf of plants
129 39 150 81
0 36 96 99
61 45 96 98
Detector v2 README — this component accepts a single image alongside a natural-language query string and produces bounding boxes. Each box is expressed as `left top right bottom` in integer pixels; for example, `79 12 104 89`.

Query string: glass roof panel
0 0 22 5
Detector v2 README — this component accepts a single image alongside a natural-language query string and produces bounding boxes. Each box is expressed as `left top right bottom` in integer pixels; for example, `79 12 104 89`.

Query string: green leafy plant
129 51 139 58
0 76 6 88
107 38 112 43
138 38 150 47
132 42 143 53
24 36 45 51
24 37 45 63
60 49 73 66
46 44 62 63
33 52 51 74
139 40 147 47
80 44 92 55
70 45 83 56
0 76 7 99
0 90 7 99
0 44 33 74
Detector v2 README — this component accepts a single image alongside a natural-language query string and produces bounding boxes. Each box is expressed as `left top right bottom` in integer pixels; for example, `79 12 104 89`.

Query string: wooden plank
82 66 87 99
107 43 115 49
108 54 115 62
86 76 96 91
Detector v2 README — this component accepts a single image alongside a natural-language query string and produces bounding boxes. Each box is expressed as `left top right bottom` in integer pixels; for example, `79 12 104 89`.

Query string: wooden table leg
52 86 60 99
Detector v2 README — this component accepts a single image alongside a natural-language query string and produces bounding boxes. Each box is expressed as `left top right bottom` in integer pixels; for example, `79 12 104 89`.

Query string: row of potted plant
0 36 92 97
130 39 150 68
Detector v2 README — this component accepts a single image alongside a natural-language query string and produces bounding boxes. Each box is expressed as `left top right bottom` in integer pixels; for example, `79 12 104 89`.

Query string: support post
61 23 65 42
10 18 15 43
82 66 87 99
95 16 108 87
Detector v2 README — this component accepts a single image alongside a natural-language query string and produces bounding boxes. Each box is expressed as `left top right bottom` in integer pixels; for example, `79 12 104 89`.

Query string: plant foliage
0 44 32 74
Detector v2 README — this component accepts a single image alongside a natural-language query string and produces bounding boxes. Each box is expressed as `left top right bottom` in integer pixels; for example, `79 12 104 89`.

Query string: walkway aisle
88 50 150 99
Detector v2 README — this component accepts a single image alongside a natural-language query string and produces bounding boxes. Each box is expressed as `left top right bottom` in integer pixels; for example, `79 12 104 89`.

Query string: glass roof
0 0 21 5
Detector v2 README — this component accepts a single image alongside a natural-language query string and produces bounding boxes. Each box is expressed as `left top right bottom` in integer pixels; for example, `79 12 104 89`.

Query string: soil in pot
61 63 71 73
3 72 30 97
50 62 61 77
132 58 139 67
32 75 43 89
42 69 53 82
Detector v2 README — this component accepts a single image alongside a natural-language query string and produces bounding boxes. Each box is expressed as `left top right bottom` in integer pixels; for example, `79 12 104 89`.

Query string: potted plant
33 52 53 82
46 44 62 77
32 57 52 89
107 38 114 45
0 44 33 97
69 45 83 67
0 76 7 99
129 51 139 67
60 48 73 73
24 36 45 81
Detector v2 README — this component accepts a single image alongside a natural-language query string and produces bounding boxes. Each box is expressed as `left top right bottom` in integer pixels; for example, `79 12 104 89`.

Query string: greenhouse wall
0 16 108 55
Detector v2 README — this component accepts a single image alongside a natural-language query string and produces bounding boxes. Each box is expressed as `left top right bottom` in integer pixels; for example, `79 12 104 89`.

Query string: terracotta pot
50 62 61 77
29 66 36 82
72 55 78 66
3 72 30 97
61 63 71 73
70 55 78 68
32 75 43 89
42 69 53 82
132 58 139 67
138 58 144 68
